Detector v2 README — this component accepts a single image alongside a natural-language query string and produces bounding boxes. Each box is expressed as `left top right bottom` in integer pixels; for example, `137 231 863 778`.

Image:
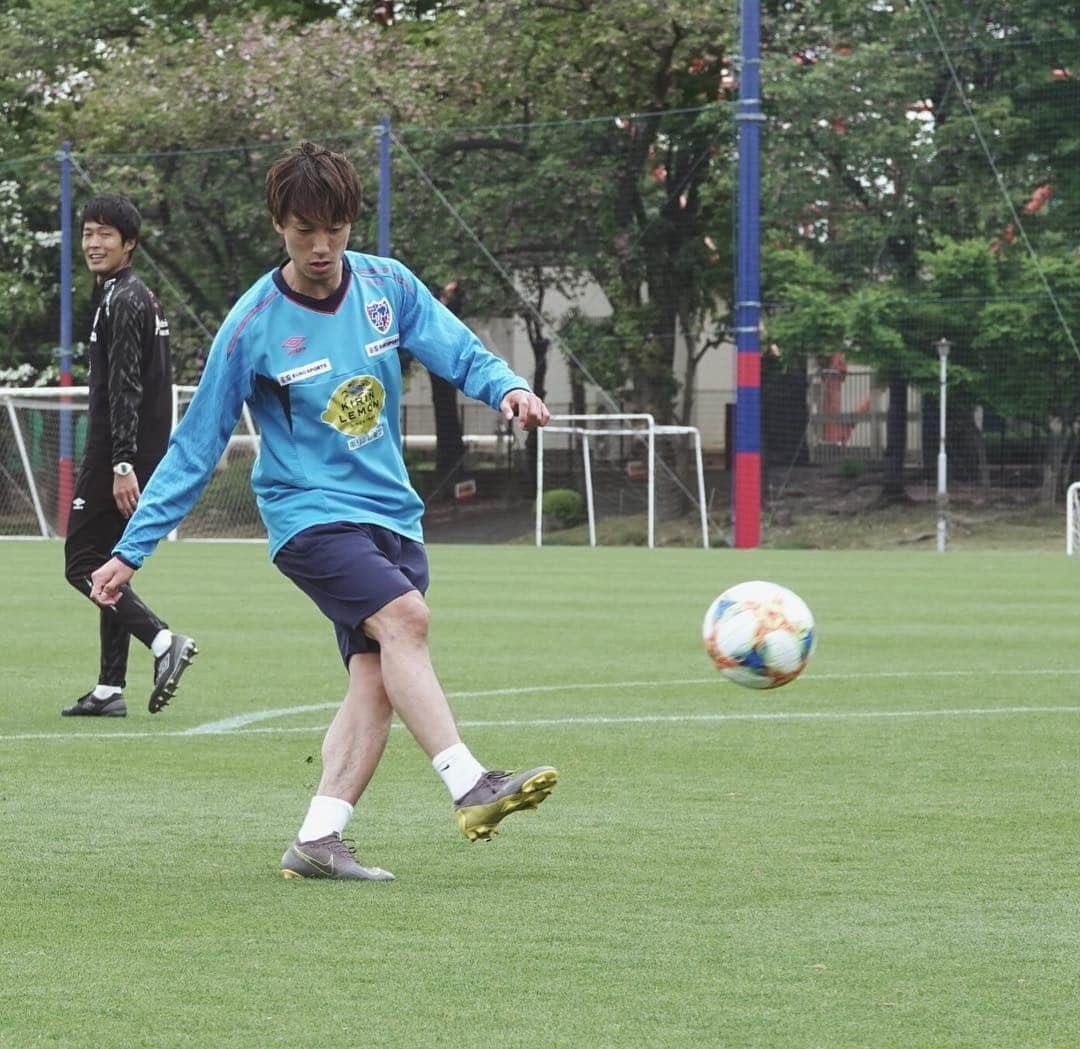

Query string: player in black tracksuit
62 195 197 718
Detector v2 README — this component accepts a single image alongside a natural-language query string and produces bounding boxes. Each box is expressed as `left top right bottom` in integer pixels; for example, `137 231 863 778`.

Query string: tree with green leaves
761 0 1080 501
371 1 735 423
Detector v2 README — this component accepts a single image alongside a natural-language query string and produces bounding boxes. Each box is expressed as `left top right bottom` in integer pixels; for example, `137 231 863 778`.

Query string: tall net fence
389 107 733 544
2 8 1079 547
758 18 1080 541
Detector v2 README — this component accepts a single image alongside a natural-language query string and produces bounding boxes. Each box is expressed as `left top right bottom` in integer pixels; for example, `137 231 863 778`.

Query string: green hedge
541 488 585 528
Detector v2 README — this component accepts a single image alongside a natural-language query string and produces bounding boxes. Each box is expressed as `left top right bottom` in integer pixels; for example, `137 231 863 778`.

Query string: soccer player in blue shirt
90 141 558 880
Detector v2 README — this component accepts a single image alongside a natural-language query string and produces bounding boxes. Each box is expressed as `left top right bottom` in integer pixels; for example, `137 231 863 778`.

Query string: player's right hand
90 556 135 606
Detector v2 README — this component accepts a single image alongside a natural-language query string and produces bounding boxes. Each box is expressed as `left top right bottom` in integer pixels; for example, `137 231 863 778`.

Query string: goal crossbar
535 413 709 549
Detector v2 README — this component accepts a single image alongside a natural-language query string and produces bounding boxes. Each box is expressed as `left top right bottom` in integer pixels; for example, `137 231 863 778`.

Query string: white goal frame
535 413 709 549
0 384 261 541
1067 482 1080 554
0 385 90 538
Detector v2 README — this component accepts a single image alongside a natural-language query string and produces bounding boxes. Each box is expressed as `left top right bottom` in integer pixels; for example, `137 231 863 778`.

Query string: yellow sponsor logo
321 375 386 438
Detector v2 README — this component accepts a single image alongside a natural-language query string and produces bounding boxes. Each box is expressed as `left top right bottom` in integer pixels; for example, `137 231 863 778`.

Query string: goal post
0 385 265 542
1067 482 1080 555
0 386 90 538
535 413 709 548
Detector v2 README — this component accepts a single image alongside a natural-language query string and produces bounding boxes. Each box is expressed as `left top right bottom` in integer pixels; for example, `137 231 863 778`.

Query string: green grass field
3 541 1080 1047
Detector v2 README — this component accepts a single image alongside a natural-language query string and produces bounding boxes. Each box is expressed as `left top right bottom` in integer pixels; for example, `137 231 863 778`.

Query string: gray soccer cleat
61 691 127 718
281 833 395 881
149 633 198 713
454 766 559 842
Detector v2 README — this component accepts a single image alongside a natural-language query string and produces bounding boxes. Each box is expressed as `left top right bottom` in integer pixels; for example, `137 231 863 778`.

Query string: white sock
150 630 172 658
92 684 122 699
298 795 354 843
432 742 486 801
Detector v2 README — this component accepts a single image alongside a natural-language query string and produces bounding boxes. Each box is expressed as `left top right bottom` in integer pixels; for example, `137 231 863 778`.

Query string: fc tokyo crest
365 297 393 335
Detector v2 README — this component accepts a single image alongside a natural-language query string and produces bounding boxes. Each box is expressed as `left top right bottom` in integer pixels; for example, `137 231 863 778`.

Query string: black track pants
63 461 168 688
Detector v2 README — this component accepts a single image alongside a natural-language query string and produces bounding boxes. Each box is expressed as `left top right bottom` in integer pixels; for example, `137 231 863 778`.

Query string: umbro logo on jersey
71 498 86 511
282 336 308 356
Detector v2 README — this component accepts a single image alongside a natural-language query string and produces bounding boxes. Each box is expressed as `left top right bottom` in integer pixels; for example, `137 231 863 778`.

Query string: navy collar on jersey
273 258 352 314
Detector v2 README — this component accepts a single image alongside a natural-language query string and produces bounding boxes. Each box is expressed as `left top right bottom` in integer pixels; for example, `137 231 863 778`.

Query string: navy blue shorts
274 522 429 665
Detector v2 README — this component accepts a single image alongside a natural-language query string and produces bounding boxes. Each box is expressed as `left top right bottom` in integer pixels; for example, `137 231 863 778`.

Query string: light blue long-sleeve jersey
114 251 531 567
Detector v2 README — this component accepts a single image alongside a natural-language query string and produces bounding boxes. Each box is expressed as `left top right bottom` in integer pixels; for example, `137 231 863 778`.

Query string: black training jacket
83 267 173 469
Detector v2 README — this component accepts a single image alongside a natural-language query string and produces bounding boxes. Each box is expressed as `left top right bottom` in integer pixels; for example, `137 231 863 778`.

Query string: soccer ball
702 580 816 689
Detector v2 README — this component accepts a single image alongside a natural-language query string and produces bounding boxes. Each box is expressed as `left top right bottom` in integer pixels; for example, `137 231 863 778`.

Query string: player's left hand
90 556 136 607
113 473 141 519
501 389 550 431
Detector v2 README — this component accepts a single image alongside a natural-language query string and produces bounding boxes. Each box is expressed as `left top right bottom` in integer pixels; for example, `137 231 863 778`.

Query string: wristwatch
113 462 134 477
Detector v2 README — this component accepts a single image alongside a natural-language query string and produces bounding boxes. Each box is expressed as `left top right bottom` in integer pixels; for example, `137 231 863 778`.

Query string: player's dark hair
265 141 361 227
80 195 141 248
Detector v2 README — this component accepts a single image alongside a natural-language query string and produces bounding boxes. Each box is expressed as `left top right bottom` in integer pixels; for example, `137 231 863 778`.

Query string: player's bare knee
368 590 430 646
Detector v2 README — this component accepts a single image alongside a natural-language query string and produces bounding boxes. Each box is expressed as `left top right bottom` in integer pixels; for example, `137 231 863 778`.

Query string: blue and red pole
57 141 74 537
733 0 763 547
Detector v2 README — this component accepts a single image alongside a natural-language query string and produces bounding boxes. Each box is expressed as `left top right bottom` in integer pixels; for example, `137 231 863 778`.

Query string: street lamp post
936 337 951 553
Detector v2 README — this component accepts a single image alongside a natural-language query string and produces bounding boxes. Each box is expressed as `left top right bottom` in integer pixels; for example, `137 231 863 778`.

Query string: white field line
4 705 1080 744
187 666 1080 735
182 679 720 736
0 666 1079 743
